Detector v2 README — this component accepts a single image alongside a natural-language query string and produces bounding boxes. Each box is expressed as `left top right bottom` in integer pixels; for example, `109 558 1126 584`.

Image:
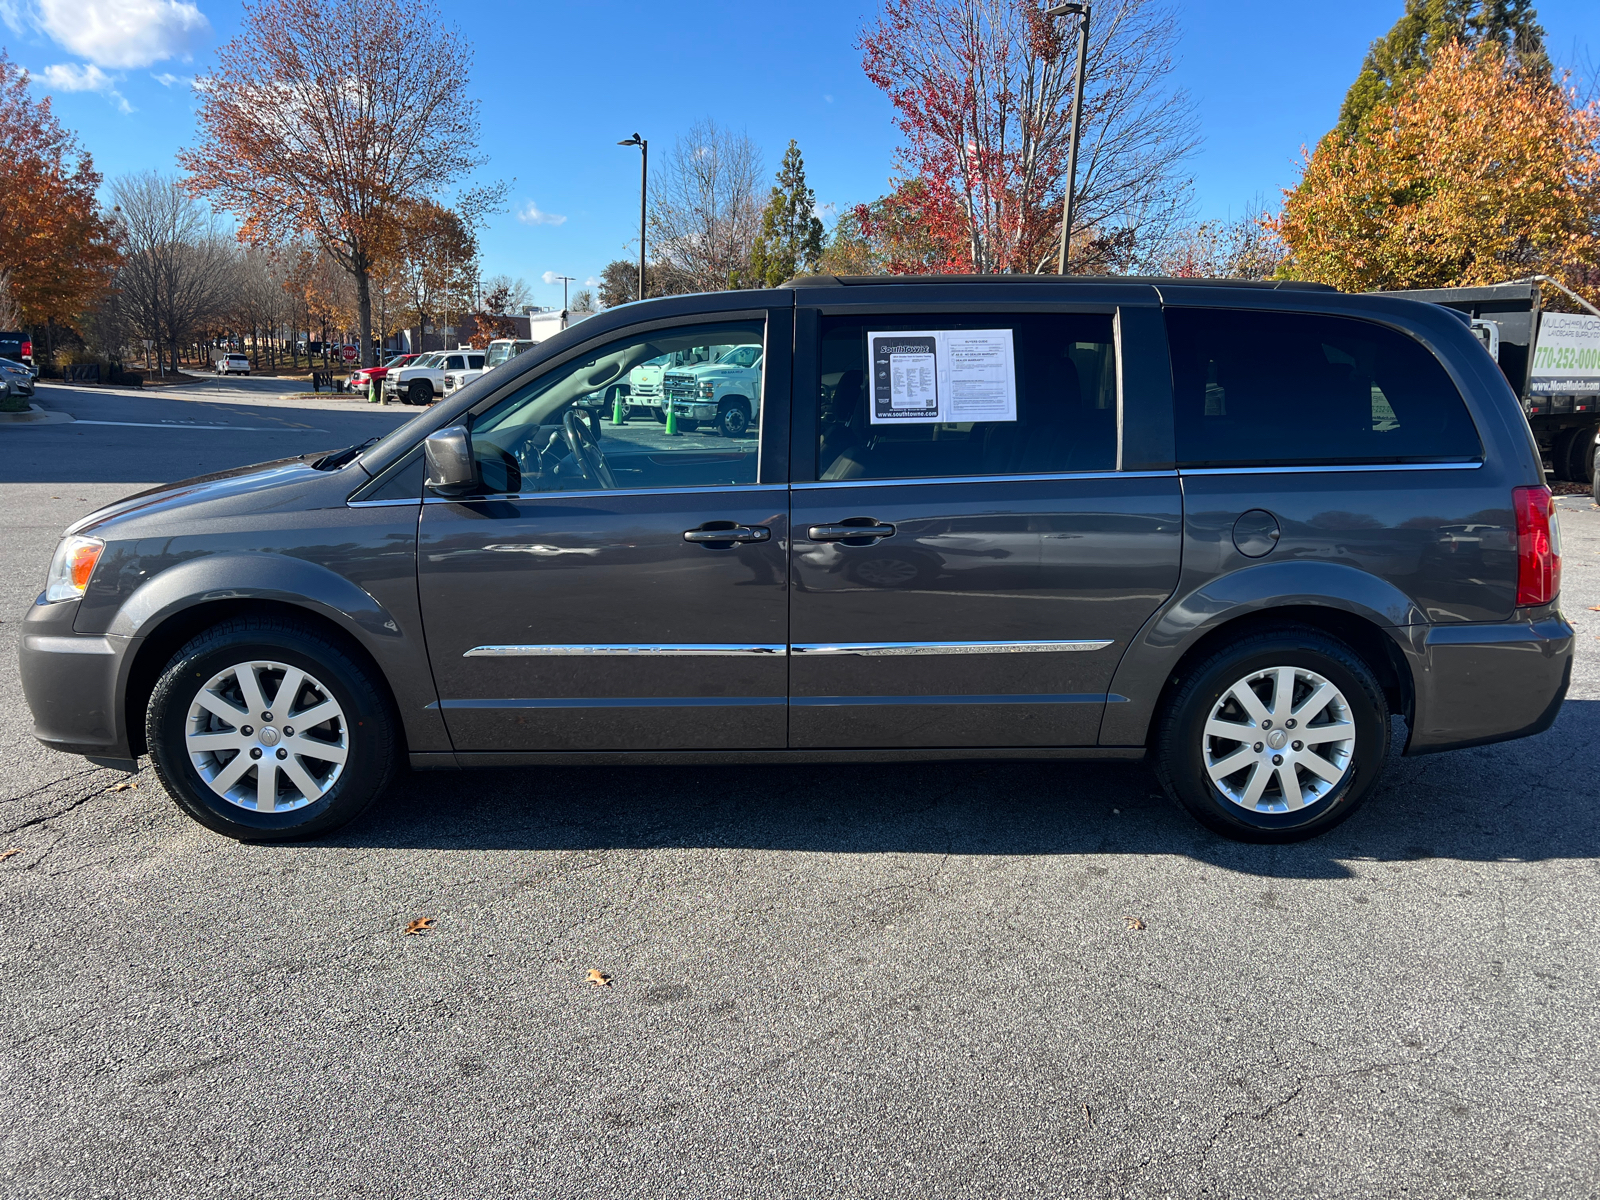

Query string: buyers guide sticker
868 329 1017 424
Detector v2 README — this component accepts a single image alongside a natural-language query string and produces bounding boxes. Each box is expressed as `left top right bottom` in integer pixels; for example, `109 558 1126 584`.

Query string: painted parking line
70 419 329 432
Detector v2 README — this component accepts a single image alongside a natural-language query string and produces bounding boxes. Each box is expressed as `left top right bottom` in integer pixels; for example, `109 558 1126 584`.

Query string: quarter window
816 313 1118 481
1166 308 1482 467
466 320 764 494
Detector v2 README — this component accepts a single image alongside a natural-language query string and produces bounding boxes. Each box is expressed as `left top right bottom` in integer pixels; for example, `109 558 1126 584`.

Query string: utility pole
1048 3 1092 274
553 275 575 312
618 133 648 301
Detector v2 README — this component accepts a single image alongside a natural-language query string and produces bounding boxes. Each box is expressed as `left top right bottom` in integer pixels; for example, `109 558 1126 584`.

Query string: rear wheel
652 408 667 424
146 616 398 840
1154 626 1390 843
1563 426 1596 485
407 379 433 406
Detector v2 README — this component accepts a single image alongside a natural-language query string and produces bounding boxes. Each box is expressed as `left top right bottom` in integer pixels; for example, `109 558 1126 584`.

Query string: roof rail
778 273 1335 291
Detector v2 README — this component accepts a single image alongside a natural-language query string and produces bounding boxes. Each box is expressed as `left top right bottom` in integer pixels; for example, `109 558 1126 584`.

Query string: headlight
699 383 715 398
46 535 105 602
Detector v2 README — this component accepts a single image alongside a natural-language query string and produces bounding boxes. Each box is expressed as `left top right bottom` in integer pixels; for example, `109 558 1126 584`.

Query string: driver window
467 320 765 495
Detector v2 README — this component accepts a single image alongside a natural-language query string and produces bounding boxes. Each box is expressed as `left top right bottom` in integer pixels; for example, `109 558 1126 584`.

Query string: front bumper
671 402 717 420
18 595 138 763
1404 615 1573 754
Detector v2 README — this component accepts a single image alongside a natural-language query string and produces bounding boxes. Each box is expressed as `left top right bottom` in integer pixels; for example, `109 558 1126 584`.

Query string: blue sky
8 0 1595 311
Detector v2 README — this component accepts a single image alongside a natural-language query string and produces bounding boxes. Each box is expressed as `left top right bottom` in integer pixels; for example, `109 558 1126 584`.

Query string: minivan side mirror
423 425 477 495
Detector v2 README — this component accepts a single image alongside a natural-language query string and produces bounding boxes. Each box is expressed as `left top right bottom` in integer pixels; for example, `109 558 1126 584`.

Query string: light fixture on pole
617 133 648 302
553 275 575 312
1047 2 1091 275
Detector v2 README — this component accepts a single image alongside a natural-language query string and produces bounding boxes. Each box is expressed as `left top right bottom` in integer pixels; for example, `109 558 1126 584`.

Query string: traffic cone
665 406 678 436
612 393 626 424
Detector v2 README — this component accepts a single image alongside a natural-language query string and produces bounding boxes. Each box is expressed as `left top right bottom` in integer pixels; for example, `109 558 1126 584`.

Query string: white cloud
583 277 599 288
151 70 191 87
40 61 132 111
39 0 209 70
517 201 566 227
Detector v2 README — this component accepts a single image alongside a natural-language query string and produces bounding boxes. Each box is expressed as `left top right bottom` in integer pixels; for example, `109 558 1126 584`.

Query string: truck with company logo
661 342 764 437
1385 278 1600 488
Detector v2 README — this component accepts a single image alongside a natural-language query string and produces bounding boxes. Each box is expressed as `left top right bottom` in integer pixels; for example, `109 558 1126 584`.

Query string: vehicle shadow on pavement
323 700 1600 881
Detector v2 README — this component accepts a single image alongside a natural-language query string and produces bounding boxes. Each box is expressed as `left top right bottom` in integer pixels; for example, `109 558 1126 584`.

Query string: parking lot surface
2 379 1597 1199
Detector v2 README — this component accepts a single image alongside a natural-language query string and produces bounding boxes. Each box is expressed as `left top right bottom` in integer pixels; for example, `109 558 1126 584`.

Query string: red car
350 354 419 397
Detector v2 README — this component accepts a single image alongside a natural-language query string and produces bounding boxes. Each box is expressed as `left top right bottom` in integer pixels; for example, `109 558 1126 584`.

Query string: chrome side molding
463 643 787 658
791 639 1113 656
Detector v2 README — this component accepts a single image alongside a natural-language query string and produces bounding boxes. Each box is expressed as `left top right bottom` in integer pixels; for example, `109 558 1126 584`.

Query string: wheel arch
122 596 405 758
1101 561 1422 748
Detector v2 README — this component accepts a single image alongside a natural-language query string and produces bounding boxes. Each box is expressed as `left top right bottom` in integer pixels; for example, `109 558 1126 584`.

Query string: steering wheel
562 408 616 489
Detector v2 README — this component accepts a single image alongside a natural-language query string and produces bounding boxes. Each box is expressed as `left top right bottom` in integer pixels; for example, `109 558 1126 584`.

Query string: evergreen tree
1337 0 1550 136
749 140 826 287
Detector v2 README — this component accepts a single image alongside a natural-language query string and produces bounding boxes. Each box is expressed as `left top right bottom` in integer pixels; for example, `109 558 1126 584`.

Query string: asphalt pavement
1 377 1597 1199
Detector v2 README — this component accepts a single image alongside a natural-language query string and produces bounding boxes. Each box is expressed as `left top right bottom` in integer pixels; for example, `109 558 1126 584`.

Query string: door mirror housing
424 425 477 495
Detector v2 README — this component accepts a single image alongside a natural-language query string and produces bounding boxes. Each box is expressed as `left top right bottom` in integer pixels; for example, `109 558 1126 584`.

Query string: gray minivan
18 277 1572 843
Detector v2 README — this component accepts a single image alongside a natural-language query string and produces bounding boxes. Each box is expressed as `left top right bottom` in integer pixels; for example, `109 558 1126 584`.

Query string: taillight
1512 485 1561 607
20 339 31 358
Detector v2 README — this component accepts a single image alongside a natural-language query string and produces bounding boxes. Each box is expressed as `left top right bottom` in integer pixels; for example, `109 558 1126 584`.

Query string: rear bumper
1404 616 1573 755
17 596 138 762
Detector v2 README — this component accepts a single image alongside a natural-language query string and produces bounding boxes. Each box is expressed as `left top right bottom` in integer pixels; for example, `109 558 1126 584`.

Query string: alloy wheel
184 659 348 813
1202 665 1355 813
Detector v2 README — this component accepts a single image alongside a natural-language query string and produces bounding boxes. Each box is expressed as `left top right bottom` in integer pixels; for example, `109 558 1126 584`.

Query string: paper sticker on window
868 329 1016 423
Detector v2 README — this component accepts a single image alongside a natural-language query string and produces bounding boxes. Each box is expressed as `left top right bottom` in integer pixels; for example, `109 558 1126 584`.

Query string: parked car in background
214 353 251 376
664 342 763 436
485 339 537 370
350 354 419 400
442 365 486 397
0 355 35 398
0 331 34 370
386 349 484 406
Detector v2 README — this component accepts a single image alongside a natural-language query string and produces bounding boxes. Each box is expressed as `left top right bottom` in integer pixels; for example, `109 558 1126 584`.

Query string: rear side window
1167 308 1481 467
445 355 466 370
816 312 1117 481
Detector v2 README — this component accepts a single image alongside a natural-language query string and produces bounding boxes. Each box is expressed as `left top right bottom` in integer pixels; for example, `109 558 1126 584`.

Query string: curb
0 403 72 426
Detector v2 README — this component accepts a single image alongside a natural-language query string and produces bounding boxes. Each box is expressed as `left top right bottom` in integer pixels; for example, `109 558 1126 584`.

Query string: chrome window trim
426 482 788 504
791 470 1177 491
792 640 1113 656
1178 461 1484 477
464 643 787 658
347 497 422 509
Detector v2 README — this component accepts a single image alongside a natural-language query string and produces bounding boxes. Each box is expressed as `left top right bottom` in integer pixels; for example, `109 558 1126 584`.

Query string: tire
145 616 399 841
407 379 433 406
1563 427 1596 485
716 398 751 438
1153 626 1390 843
652 408 667 424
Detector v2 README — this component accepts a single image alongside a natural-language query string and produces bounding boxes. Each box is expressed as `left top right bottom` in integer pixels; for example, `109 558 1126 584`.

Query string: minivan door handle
807 520 897 543
683 522 771 545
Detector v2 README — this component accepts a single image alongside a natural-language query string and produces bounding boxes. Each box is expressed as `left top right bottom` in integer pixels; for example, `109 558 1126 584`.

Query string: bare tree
1152 204 1284 279
111 172 234 374
481 273 532 314
648 120 764 292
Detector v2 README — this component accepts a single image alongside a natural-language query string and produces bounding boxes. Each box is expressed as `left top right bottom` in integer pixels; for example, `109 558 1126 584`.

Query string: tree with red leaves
182 0 488 366
858 0 1197 274
0 53 118 336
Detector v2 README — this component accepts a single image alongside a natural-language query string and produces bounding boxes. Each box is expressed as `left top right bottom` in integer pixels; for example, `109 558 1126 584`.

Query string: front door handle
807 520 896 543
684 523 771 545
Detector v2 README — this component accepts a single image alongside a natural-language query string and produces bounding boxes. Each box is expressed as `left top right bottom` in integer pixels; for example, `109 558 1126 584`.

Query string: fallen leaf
403 917 435 936
1082 1102 1092 1128
0 848 20 862
1590 606 1600 611
111 781 138 791
585 969 612 987
1124 916 1146 931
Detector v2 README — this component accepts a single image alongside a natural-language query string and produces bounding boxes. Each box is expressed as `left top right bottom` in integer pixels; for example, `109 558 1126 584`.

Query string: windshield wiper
309 437 377 471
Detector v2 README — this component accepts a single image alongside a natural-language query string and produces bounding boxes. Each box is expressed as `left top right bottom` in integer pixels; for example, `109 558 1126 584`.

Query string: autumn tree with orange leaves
182 0 487 366
1278 43 1600 303
0 54 118 341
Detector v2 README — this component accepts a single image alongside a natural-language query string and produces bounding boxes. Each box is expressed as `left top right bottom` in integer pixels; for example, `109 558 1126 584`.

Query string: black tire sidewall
1159 633 1389 841
147 627 394 840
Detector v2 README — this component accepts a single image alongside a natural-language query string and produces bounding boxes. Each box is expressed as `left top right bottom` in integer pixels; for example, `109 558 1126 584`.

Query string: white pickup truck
386 348 485 405
662 343 764 436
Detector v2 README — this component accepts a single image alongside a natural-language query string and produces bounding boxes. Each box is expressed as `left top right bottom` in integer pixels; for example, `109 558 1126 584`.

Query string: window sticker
868 329 1017 424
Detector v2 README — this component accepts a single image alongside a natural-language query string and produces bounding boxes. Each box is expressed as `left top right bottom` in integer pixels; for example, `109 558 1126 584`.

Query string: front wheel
407 379 433 406
716 399 751 438
1154 626 1390 843
146 616 399 840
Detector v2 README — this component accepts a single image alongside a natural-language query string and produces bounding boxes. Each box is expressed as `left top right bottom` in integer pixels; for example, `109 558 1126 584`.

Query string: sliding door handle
684 523 771 545
807 521 896 543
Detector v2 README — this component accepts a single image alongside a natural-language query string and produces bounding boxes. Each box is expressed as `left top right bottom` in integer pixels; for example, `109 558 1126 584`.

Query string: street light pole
618 133 648 302
553 275 575 313
1048 2 1091 275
